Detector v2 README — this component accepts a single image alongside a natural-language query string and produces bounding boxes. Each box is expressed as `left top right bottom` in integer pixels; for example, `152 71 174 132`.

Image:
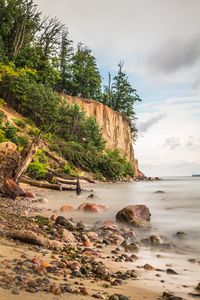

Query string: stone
80 286 89 295
144 263 154 270
38 197 49 204
166 268 178 275
150 235 163 246
55 216 76 230
116 205 151 228
174 231 187 239
12 288 20 295
124 243 140 253
155 190 165 194
58 228 75 242
196 282 200 290
60 204 75 212
78 203 108 213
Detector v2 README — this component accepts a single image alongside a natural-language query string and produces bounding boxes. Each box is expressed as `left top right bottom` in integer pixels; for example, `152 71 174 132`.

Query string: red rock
58 228 75 242
60 204 75 212
78 203 108 213
25 191 36 198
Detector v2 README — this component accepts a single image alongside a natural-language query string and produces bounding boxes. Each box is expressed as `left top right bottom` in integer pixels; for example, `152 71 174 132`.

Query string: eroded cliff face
63 95 139 176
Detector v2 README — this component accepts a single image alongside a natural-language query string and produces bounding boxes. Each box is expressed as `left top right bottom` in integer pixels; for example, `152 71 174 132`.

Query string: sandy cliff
63 95 140 176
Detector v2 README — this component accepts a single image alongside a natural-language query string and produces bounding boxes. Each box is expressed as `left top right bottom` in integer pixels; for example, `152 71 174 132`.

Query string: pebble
166 268 178 275
12 288 20 295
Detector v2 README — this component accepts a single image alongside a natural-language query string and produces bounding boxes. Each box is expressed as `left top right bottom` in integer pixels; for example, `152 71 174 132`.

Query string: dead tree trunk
14 134 41 184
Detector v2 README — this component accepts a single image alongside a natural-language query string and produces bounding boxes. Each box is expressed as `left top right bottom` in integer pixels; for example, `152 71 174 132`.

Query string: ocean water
44 176 200 253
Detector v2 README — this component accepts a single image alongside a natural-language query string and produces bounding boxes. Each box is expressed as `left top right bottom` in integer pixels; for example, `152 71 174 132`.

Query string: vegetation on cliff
0 0 141 180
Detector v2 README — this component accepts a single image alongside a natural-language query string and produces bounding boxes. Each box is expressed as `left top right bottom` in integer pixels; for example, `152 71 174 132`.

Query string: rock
58 228 75 242
116 205 151 228
1 178 26 199
87 193 95 198
55 216 76 230
109 295 129 300
78 203 108 213
80 286 89 295
174 231 187 239
166 268 178 275
86 231 98 241
162 292 183 300
76 221 87 231
4 229 64 250
38 197 49 204
60 204 75 212
144 263 154 270
124 243 140 253
196 283 200 290
155 190 165 194
26 191 36 198
150 235 163 246
12 288 20 295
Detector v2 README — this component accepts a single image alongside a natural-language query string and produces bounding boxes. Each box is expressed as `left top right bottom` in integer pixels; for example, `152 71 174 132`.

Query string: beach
0 177 199 300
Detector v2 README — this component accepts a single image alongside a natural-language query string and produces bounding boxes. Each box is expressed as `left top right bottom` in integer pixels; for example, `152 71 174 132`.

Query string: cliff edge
63 95 141 177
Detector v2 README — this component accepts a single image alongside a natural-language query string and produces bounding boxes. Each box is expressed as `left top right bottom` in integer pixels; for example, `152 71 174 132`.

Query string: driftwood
54 177 78 185
14 134 41 183
2 230 64 250
21 177 76 191
46 168 95 183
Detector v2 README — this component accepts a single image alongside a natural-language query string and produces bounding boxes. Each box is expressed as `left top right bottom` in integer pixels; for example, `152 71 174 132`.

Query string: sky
35 0 200 176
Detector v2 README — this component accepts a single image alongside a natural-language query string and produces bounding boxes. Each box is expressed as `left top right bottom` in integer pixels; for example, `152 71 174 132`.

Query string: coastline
0 181 199 300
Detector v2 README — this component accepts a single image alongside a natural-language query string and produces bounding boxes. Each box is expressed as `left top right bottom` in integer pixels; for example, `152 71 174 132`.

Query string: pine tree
111 61 141 119
70 43 102 100
56 29 73 93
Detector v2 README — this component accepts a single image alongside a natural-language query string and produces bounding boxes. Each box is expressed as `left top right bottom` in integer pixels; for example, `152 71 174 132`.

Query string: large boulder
78 203 108 213
116 205 151 228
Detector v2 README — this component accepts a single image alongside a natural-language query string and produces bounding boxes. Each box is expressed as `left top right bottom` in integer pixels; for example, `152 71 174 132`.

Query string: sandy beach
0 179 199 300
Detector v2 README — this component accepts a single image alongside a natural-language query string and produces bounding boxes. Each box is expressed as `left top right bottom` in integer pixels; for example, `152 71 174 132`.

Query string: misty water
44 176 200 253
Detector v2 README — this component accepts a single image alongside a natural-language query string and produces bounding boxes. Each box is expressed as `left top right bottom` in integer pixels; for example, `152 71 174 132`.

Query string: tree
70 43 102 100
0 0 41 60
56 29 73 93
111 61 141 119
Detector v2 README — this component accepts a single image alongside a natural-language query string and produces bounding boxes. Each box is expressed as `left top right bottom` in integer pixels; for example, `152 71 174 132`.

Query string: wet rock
116 205 151 228
109 295 129 300
144 263 154 270
26 287 37 293
174 231 187 239
38 197 48 204
124 243 140 253
55 216 76 230
166 268 178 275
92 292 106 299
155 190 165 194
86 231 98 241
80 286 89 295
78 203 108 213
60 204 75 212
76 221 87 231
87 193 95 198
150 235 163 246
162 292 183 300
196 283 200 290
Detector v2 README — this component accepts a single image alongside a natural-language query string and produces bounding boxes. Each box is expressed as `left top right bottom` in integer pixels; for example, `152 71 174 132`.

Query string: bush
13 118 27 128
27 161 47 179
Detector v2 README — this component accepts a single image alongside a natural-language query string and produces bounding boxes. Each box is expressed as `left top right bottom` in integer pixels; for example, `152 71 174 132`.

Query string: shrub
27 161 47 179
13 118 27 128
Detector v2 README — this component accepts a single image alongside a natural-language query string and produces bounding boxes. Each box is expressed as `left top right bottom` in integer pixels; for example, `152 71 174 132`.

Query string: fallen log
21 177 75 191
2 230 64 250
54 177 78 185
46 168 95 183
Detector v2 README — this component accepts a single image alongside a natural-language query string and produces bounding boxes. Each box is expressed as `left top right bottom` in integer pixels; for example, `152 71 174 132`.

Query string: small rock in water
144 263 154 270
174 231 187 239
37 197 48 204
155 190 165 194
166 268 178 275
196 282 200 290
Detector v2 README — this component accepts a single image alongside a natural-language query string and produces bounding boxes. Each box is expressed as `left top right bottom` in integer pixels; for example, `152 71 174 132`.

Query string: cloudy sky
35 0 200 176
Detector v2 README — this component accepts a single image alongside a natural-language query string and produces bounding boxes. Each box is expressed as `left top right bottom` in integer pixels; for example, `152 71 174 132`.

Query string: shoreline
0 182 199 300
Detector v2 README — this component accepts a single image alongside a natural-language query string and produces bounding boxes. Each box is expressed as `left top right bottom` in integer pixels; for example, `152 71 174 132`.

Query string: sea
44 176 200 253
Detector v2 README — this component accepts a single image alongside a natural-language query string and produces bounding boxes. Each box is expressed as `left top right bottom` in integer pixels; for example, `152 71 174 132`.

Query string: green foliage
27 161 47 179
102 62 141 120
69 43 102 100
13 118 27 128
27 148 48 179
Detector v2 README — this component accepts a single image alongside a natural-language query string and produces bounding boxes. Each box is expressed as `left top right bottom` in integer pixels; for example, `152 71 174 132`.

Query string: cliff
63 95 140 176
